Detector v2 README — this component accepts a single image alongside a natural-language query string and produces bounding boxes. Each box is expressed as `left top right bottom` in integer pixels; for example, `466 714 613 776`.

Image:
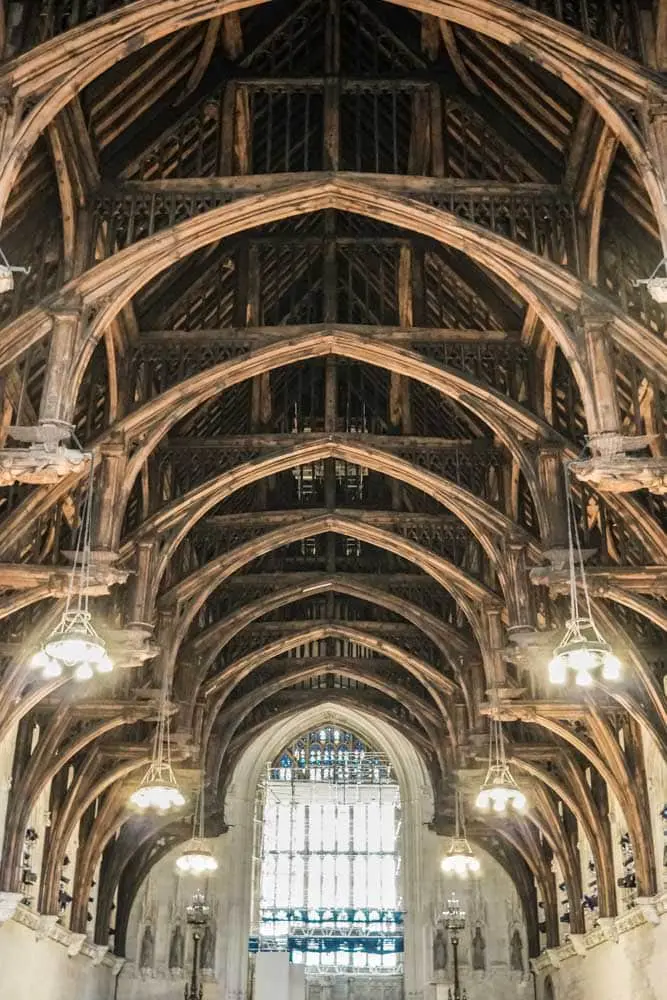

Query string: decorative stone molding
0 891 23 925
111 958 126 976
35 914 59 941
533 894 667 971
571 455 667 495
88 943 110 966
0 445 88 486
568 934 588 956
67 932 87 957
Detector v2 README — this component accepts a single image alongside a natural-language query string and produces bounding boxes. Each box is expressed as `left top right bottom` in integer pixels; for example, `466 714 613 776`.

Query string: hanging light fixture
176 771 219 876
441 790 480 877
476 716 526 813
548 463 622 687
129 664 185 813
30 457 112 681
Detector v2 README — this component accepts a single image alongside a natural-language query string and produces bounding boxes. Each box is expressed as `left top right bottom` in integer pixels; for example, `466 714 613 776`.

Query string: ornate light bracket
570 433 667 495
0 423 88 486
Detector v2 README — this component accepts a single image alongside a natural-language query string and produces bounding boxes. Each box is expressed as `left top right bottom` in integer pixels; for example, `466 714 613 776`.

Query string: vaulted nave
0 3 665 1000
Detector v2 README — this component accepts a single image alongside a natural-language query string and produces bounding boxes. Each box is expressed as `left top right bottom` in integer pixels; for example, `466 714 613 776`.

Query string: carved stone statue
471 924 486 970
201 921 216 971
510 928 524 972
139 924 154 971
433 925 447 971
169 923 184 971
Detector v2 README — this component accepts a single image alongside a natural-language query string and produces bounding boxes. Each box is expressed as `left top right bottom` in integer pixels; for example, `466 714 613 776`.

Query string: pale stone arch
213 699 435 1000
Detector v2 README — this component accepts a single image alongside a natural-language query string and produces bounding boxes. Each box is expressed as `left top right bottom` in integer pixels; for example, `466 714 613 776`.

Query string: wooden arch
159 511 500 671
130 436 541 604
0 329 552 558
5 177 665 423
0 0 664 234
184 575 473 669
206 661 452 796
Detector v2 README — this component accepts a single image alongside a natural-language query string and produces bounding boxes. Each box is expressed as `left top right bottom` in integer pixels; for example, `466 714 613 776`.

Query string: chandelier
548 463 621 687
129 663 185 813
176 772 219 876
30 459 112 681
441 790 480 877
476 716 526 814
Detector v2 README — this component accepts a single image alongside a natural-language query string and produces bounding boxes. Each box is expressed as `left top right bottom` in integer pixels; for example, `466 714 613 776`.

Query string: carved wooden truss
0 0 665 964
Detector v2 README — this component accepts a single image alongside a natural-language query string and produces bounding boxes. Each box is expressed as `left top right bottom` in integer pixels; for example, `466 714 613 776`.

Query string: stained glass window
255 727 403 972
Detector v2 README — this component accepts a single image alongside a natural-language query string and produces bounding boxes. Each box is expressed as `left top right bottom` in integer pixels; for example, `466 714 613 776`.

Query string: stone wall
533 893 667 1000
0 902 117 1000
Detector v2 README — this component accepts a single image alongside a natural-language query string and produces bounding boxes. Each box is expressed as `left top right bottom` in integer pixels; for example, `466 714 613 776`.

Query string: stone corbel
0 891 23 925
0 427 89 486
35 913 59 941
112 957 126 977
89 943 109 966
568 934 588 956
597 916 619 943
543 948 562 969
67 932 87 957
635 897 662 926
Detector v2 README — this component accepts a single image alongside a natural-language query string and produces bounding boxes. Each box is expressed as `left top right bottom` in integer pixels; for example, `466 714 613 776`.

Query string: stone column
38 307 83 429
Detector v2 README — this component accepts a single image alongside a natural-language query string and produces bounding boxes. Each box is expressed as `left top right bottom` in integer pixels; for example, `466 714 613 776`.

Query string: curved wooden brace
181 577 478 732
185 574 474 667
511 756 616 917
477 814 560 948
0 175 637 429
0 0 663 236
97 820 188 951
131 440 539 606
218 687 440 795
0 330 555 560
40 755 150 916
70 784 132 933
519 710 657 898
524 786 585 934
0 710 146 891
130 435 540 590
472 829 540 957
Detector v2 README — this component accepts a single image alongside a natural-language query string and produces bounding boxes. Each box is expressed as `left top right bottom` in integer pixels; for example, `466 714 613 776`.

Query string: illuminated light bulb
42 658 63 679
96 654 113 674
548 654 567 685
45 633 94 666
129 781 185 813
569 647 598 673
602 652 621 681
441 839 480 877
575 668 593 687
475 788 490 811
512 790 527 811
175 840 219 876
30 650 51 671
74 661 94 682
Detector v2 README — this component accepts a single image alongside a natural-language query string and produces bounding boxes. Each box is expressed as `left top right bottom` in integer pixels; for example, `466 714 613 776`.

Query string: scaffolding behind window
254 727 403 973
